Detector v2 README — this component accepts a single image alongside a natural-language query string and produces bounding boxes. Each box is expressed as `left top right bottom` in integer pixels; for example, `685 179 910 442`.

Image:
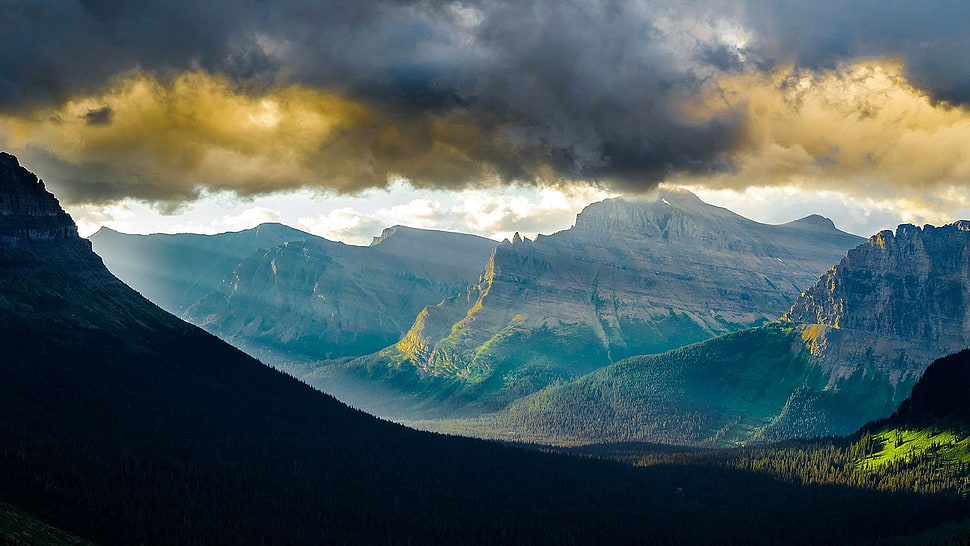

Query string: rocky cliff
0 153 177 333
0 152 135 296
783 222 970 381
0 152 79 247
342 189 863 413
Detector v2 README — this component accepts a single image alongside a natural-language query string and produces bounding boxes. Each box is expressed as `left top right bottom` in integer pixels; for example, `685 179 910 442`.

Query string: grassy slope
863 427 970 469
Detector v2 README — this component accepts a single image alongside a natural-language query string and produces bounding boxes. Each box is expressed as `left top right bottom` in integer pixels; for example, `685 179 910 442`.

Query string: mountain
335 190 862 414
181 225 497 360
90 223 497 361
89 223 318 316
1 151 964 545
769 221 970 439
452 222 970 446
782 222 970 382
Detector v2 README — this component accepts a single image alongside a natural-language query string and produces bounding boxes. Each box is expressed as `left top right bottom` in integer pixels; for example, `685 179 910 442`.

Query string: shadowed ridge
892 348 970 428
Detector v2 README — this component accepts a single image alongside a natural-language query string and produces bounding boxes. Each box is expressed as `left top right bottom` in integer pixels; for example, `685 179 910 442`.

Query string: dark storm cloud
83 106 113 126
740 0 970 103
2 0 969 202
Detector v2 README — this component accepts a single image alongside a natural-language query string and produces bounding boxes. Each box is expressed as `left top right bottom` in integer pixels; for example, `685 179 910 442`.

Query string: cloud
680 59 970 218
0 0 746 202
181 207 284 235
294 181 616 244
82 106 113 126
298 208 396 246
0 71 521 204
739 1 970 104
5 0 970 206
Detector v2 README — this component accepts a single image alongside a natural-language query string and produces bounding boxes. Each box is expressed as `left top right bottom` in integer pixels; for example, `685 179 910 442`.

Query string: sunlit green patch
860 427 970 470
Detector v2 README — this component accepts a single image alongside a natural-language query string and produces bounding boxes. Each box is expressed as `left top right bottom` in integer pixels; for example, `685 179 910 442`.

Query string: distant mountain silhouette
93 223 496 360
90 222 318 315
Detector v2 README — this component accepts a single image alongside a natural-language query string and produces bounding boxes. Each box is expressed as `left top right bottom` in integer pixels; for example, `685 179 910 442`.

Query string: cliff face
783 222 970 382
0 152 127 295
356 189 863 411
0 152 81 248
469 220 970 446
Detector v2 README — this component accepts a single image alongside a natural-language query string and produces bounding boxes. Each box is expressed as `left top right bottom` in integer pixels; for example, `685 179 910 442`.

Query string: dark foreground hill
893 348 970 429
0 152 964 544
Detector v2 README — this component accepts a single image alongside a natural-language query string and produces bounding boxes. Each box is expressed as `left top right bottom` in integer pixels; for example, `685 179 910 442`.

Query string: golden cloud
681 59 970 212
0 71 525 205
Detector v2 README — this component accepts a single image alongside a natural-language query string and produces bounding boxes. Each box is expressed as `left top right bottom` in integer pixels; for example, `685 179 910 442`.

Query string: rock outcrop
0 152 125 293
0 151 81 248
783 222 970 381
766 220 970 431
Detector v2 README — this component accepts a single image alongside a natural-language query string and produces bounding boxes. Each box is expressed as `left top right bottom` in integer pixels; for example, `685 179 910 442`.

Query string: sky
5 0 970 243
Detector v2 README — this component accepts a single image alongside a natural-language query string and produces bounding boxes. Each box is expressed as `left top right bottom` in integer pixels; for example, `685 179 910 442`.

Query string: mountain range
4 151 970 544
0 151 733 543
89 222 318 316
95 189 862 416
328 190 863 414
434 222 970 446
81 161 970 450
92 223 496 361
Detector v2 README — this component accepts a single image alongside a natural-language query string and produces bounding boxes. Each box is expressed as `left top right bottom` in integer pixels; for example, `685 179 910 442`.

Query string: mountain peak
571 190 756 241
91 225 122 238
368 224 495 253
0 151 19 168
0 151 80 248
785 214 837 231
